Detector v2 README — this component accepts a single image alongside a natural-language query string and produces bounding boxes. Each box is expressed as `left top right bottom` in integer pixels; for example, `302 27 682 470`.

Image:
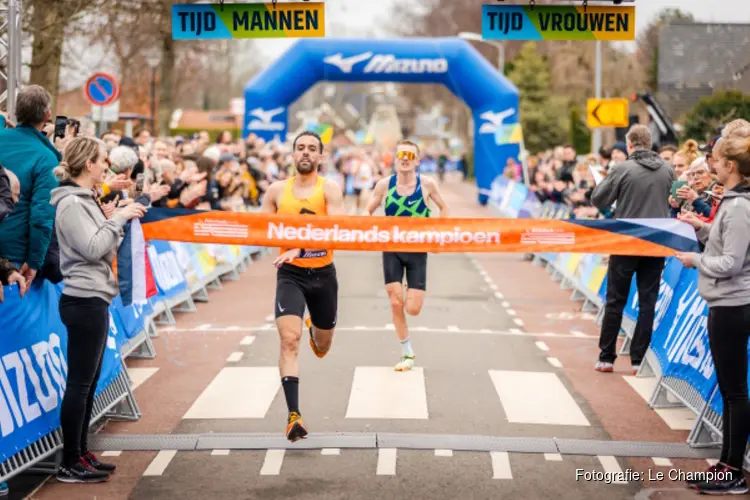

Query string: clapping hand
677 211 705 231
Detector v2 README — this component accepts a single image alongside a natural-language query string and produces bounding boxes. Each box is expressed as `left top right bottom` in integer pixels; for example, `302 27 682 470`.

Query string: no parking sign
84 72 120 107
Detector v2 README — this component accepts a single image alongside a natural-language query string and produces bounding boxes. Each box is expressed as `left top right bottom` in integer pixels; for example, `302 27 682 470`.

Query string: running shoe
394 355 415 372
594 361 614 373
305 317 327 358
690 462 748 495
82 451 116 473
56 459 110 483
685 463 720 486
286 411 308 442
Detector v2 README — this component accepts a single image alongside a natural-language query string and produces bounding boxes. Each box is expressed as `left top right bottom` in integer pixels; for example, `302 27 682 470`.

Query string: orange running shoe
306 317 327 358
286 412 308 442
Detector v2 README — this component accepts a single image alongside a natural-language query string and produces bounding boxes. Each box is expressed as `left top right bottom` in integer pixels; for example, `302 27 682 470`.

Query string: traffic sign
587 98 629 128
84 72 120 107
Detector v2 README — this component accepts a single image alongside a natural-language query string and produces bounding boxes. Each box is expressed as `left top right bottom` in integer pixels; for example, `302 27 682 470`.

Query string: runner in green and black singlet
365 140 449 372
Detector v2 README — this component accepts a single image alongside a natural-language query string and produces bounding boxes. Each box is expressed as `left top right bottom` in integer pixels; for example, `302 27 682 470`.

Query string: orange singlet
276 175 333 268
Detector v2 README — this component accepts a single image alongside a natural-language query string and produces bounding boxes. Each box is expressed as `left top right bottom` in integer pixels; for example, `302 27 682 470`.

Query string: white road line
321 448 340 456
226 352 244 363
195 323 212 331
434 449 453 457
510 328 522 335
480 271 488 278
597 456 629 484
346 367 428 419
226 326 241 331
385 324 395 330
506 309 517 316
162 326 176 332
544 453 563 461
211 449 230 456
489 283 498 291
501 301 510 308
707 458 719 466
143 450 177 476
547 357 563 368
652 457 673 467
354 326 366 330
494 291 504 299
490 451 512 479
264 314 274 322
535 341 549 352
480 329 492 333
447 326 459 332
240 336 255 346
377 448 397 475
183 367 280 419
101 451 122 457
513 318 524 327
260 449 285 475
571 330 587 338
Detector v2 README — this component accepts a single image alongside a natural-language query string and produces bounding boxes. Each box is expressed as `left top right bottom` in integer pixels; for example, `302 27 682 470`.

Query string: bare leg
386 282 408 342
311 325 335 354
405 288 425 317
277 315 302 377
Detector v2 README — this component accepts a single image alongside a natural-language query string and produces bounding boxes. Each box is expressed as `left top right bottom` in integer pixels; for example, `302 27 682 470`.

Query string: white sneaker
394 355 415 372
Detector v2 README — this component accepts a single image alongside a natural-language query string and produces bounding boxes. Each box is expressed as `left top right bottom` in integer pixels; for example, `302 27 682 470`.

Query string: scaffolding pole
0 0 22 123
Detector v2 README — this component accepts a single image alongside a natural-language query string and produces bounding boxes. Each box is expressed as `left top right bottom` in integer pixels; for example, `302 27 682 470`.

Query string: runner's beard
296 161 316 174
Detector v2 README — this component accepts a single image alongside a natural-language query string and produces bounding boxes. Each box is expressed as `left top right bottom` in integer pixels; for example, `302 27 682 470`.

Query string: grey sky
254 0 750 62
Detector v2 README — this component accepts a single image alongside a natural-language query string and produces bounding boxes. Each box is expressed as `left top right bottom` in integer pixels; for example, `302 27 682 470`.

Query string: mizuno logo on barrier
0 334 67 438
323 52 448 74
478 109 516 134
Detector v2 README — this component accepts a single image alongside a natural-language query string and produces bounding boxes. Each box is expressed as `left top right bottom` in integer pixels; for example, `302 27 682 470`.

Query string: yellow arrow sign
587 98 629 128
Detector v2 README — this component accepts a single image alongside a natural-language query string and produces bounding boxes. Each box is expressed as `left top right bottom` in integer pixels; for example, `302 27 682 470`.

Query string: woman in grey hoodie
49 137 147 484
676 133 750 495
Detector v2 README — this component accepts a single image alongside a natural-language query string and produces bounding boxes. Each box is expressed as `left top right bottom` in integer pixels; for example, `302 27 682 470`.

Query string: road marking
385 324 395 330
434 449 453 457
571 330 587 338
260 449 285 475
489 283 498 291
162 326 176 332
226 352 244 362
143 450 177 476
480 328 492 333
377 448 397 475
346 367 428 419
494 292 504 299
547 357 563 368
707 458 719 466
240 336 255 346
535 341 549 352
501 301 510 308
480 271 488 278
354 326 366 330
652 457 673 466
510 328 522 335
195 323 212 331
513 318 524 327
128 367 159 390
226 326 242 331
506 309 517 316
183 367 280 419
265 314 274 322
544 453 563 461
597 456 629 483
447 325 459 332
211 449 230 456
490 451 512 479
101 451 121 457
489 370 590 426
321 448 340 456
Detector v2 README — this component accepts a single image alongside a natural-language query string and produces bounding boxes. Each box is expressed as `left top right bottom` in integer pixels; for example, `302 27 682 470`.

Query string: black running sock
281 376 300 414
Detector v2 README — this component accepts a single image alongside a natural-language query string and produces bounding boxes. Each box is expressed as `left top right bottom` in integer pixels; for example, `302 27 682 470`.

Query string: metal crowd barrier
0 243 264 484
487 176 749 466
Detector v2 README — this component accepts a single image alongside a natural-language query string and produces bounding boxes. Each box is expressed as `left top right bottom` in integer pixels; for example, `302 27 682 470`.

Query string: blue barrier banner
97 308 125 396
111 296 150 340
148 240 190 302
658 268 716 403
0 282 68 460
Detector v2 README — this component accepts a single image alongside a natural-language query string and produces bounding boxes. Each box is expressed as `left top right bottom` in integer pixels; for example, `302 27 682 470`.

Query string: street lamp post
146 52 161 136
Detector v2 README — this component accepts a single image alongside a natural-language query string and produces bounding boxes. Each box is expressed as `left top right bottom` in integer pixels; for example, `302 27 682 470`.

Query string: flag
117 218 157 306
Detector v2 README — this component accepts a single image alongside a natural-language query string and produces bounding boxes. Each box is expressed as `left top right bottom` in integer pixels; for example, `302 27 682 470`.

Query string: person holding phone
49 136 147 484
676 134 750 495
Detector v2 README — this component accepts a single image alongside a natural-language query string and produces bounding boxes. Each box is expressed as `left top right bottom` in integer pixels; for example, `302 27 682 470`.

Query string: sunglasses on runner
396 150 416 160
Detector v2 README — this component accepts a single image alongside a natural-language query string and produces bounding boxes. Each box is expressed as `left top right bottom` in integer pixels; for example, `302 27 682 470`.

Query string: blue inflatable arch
243 37 520 205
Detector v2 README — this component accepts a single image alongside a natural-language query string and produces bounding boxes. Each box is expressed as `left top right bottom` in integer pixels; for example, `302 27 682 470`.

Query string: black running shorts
275 263 338 329
382 252 427 291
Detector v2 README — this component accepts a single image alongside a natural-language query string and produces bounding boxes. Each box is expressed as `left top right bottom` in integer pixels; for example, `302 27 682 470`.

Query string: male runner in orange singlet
261 131 346 442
